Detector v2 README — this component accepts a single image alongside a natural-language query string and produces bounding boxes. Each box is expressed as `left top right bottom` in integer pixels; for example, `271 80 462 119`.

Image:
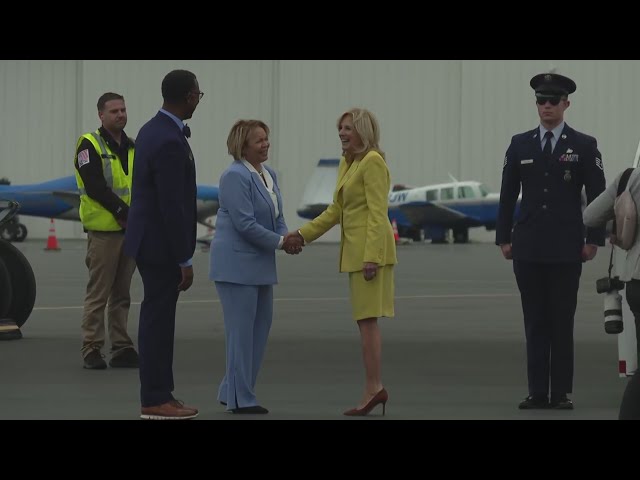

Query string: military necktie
183 124 191 139
543 130 554 158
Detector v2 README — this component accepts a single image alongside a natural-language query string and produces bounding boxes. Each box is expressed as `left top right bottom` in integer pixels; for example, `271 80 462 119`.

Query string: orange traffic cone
44 218 60 251
391 218 400 244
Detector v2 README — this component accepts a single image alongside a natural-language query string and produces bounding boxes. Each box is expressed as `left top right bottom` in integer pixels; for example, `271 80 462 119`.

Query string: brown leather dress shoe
170 399 198 414
140 401 198 420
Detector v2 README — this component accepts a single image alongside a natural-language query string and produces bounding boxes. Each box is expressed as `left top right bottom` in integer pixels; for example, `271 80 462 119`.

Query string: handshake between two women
282 231 304 255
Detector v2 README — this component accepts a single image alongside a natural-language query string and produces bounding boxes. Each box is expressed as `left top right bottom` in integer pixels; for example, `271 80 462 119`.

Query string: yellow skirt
348 265 395 321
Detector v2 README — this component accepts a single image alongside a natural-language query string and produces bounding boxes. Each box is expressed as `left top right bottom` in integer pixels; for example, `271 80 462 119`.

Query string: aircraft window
479 184 489 197
426 189 438 201
458 186 475 199
441 187 454 200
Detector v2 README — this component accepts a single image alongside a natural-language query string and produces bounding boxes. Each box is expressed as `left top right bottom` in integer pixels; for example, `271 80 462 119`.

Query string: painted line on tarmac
32 293 523 311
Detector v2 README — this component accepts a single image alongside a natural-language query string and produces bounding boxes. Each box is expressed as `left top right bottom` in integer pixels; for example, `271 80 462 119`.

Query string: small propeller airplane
296 158 520 243
0 176 219 242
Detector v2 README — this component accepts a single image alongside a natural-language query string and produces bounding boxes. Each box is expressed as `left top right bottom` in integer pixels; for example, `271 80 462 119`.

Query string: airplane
296 158 519 243
0 176 219 242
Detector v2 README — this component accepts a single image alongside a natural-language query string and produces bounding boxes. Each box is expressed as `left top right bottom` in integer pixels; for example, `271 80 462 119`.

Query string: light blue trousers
215 282 273 410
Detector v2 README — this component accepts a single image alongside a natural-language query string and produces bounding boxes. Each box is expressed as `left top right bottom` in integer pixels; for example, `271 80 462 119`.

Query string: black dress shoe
518 395 549 409
109 347 139 368
83 349 107 370
220 401 227 406
550 395 574 410
231 405 269 414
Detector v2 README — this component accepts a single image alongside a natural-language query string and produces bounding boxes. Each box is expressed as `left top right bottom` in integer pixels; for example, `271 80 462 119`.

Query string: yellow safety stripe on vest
77 131 130 197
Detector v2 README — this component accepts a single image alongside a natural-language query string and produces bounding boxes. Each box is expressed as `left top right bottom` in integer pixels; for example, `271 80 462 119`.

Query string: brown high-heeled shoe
343 388 388 416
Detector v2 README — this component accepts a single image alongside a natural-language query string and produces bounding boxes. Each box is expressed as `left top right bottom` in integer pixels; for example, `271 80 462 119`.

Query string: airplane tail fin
297 159 339 219
633 138 640 168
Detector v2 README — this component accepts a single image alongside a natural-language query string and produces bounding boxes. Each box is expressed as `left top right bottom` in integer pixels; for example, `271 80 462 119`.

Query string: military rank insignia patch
595 157 603 171
503 156 508 169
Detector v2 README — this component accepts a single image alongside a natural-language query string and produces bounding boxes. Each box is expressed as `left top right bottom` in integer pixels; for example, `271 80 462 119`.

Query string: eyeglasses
191 91 204 100
536 96 561 106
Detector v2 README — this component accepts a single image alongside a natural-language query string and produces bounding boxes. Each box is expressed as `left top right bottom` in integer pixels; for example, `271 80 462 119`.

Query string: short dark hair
161 70 197 103
97 92 124 112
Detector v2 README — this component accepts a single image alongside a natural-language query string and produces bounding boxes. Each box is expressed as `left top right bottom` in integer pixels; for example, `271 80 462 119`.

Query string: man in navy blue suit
496 72 606 410
124 70 202 420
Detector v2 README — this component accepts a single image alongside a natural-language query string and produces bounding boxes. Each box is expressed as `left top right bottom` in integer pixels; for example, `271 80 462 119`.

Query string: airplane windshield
478 184 490 197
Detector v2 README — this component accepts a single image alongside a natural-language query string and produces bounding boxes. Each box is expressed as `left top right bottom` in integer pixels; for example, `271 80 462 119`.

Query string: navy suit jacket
124 112 197 265
496 124 606 263
209 161 288 285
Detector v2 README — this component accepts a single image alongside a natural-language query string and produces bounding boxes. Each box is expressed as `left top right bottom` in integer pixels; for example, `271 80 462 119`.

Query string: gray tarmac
0 237 628 420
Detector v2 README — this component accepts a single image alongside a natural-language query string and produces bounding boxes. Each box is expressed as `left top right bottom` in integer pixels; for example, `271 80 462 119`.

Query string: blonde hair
336 108 385 159
227 119 270 161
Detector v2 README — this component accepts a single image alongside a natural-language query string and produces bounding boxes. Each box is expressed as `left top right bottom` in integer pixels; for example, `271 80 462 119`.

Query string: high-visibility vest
74 130 134 231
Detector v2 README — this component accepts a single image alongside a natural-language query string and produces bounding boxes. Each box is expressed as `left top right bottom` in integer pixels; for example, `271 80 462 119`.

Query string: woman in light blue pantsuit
209 120 300 414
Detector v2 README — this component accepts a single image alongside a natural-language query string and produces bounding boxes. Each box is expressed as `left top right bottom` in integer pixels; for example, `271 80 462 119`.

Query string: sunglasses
536 96 562 106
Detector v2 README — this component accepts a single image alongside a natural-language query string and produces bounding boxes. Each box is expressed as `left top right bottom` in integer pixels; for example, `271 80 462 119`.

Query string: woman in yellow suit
291 107 397 416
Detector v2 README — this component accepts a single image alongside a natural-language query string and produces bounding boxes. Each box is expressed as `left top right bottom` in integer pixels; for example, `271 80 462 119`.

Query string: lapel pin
561 134 567 140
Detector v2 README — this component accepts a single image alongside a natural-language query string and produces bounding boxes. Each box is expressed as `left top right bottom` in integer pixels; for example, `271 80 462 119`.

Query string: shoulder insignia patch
78 149 90 168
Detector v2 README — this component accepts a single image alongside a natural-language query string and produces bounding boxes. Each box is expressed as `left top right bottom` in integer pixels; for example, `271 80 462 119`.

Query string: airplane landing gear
13 223 27 242
0 224 13 241
399 226 423 242
452 227 469 244
0 217 27 242
425 226 448 244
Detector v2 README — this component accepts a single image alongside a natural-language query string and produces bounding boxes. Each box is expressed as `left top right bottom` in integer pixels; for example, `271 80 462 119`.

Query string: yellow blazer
299 150 398 272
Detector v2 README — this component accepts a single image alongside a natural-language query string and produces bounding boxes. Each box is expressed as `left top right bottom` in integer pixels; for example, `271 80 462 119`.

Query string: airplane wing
1 176 220 230
396 201 469 226
52 191 80 208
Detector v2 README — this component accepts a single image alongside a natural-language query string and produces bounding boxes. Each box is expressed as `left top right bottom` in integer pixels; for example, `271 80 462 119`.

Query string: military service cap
530 72 577 97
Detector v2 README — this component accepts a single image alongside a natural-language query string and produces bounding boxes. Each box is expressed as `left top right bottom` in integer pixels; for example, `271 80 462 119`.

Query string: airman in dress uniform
496 72 606 410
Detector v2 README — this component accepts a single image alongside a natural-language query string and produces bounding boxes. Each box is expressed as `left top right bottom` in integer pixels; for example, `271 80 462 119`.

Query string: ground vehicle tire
0 239 36 327
0 257 12 319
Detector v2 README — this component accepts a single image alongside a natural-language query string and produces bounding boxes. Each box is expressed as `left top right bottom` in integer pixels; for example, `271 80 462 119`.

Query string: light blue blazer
209 161 288 285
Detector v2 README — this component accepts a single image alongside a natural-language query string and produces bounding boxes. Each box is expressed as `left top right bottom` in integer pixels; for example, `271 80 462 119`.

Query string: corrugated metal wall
2 60 640 240
460 60 640 192
0 60 80 238
79 59 275 190
276 60 462 240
